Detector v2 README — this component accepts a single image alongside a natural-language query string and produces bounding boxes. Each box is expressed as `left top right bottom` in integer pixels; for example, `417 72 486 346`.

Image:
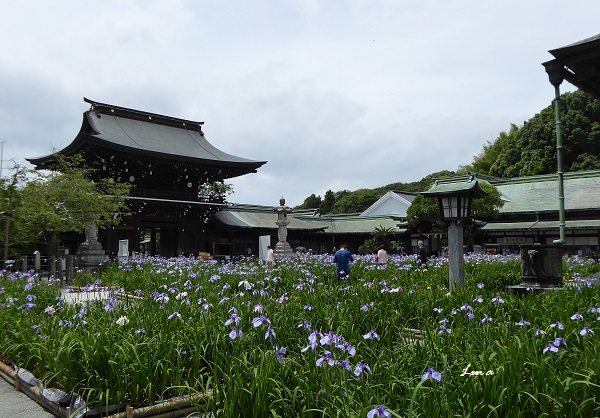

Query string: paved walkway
0 376 57 417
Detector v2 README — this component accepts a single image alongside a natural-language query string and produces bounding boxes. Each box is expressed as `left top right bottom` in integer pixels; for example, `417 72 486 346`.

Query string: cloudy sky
1 1 598 207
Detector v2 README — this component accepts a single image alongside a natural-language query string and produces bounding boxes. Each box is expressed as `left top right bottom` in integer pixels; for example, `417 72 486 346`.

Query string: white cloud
0 0 598 206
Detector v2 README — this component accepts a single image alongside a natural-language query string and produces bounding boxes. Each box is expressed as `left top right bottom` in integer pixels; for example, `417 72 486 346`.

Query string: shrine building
27 98 266 258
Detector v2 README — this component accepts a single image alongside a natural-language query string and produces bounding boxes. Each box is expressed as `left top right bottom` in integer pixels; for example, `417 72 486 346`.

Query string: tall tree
465 90 600 178
331 189 383 214
295 194 322 210
320 190 336 214
9 155 131 257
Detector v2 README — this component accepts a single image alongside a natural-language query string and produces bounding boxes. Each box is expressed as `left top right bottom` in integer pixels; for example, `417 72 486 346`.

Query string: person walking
266 245 274 268
417 240 428 268
376 246 388 265
333 244 354 279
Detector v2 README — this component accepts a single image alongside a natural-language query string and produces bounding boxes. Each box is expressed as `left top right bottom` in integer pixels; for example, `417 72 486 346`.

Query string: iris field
1 253 600 417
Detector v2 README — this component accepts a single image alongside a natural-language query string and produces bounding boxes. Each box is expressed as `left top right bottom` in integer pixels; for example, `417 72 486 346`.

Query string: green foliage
0 155 131 257
406 194 440 229
2 255 600 417
331 188 384 214
471 181 504 219
465 90 600 178
320 190 336 214
406 180 504 232
295 193 322 210
198 180 233 200
385 170 457 193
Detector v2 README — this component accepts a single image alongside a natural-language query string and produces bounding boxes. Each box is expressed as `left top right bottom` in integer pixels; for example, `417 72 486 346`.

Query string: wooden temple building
27 98 266 258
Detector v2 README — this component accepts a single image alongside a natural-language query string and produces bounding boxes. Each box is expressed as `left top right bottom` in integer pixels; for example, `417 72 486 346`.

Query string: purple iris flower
276 293 288 304
473 295 484 303
421 368 442 382
301 341 318 352
363 330 380 341
308 330 322 344
335 359 352 372
361 303 374 312
367 405 392 418
25 294 36 302
515 318 530 326
320 331 339 346
44 306 56 315
481 314 493 323
438 325 452 335
304 305 314 311
316 351 335 367
433 307 443 314
335 341 356 356
477 283 485 289
353 363 372 378
275 346 286 364
587 307 598 313
253 303 263 313
580 327 594 336
553 337 567 347
534 329 546 336
18 303 36 311
224 314 241 326
228 328 243 340
550 321 564 330
218 297 229 305
252 315 271 328
571 312 584 321
543 343 559 354
58 319 73 328
439 318 449 325
297 320 312 330
491 295 504 304
466 311 475 320
134 329 145 335
104 298 117 312
265 327 276 340
168 311 182 320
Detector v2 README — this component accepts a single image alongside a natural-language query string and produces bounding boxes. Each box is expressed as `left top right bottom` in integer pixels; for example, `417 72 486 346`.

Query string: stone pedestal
76 220 107 274
508 244 563 295
520 244 563 286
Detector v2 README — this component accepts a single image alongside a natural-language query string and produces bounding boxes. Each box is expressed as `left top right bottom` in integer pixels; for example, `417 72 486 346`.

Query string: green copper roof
422 177 488 198
491 170 600 213
214 206 406 234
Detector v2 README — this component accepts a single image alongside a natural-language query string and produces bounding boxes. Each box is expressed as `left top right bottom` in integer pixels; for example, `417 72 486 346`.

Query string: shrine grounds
1 253 600 417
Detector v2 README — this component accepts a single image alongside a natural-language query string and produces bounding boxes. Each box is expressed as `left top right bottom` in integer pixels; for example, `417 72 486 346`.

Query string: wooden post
34 251 41 271
67 255 74 284
57 257 64 287
50 256 56 282
21 256 27 273
126 404 134 418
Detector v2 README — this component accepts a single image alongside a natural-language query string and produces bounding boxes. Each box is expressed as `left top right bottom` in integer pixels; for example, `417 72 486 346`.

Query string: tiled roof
214 205 406 234
491 171 600 213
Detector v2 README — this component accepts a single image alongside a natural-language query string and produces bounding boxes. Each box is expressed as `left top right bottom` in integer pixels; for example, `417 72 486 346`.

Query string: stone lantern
422 177 488 289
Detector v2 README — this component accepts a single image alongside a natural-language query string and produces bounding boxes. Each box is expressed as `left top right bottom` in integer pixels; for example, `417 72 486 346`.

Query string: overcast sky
1 1 598 207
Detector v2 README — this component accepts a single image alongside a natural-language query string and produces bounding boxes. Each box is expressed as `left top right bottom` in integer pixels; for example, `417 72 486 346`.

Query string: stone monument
273 197 294 258
76 219 108 273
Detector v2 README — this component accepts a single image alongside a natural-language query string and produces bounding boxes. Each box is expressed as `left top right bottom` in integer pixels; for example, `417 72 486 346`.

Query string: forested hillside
296 89 600 214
